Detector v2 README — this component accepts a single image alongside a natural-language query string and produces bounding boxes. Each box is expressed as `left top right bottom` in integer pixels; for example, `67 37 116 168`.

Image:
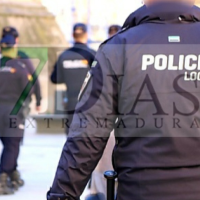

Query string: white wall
41 0 143 42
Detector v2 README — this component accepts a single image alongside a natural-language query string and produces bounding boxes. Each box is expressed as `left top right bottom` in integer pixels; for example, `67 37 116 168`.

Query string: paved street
0 120 89 200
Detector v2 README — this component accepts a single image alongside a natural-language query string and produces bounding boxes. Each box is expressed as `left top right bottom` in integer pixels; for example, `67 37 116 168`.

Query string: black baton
104 171 117 200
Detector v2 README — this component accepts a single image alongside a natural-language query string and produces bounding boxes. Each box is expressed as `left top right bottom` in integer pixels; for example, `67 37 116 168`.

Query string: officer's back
0 37 29 107
107 1 200 200
0 59 30 104
48 1 200 200
51 23 96 111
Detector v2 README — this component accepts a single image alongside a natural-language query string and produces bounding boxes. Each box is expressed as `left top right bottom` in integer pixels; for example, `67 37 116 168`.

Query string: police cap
2 26 19 38
1 34 16 48
73 23 87 34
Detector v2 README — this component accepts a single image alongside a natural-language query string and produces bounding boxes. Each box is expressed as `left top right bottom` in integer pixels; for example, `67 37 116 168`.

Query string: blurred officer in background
86 24 121 200
48 1 200 200
1 27 42 115
50 23 96 134
0 32 31 194
108 25 121 38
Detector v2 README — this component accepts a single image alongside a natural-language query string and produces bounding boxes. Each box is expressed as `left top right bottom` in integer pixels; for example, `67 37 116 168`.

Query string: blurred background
0 0 143 116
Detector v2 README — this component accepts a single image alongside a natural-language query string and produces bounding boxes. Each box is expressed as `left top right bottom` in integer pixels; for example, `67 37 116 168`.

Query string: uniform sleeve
50 63 58 83
34 80 42 106
18 52 42 106
18 68 29 90
25 59 42 106
48 46 119 200
88 49 96 67
50 56 64 84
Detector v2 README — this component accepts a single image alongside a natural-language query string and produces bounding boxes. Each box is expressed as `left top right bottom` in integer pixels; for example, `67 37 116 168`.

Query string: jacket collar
74 42 87 47
101 2 200 46
122 3 200 29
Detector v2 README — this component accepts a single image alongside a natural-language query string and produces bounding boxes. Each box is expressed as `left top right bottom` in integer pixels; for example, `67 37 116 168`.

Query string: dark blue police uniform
0 56 30 174
18 50 42 109
51 42 96 109
1 27 42 112
51 39 96 133
48 2 200 200
0 32 32 178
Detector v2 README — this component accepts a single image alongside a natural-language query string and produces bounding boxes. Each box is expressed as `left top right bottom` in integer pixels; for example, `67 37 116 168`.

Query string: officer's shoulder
100 27 133 52
14 59 28 71
85 46 96 56
192 5 200 18
101 29 126 46
101 24 147 49
59 47 75 58
193 5 200 11
100 25 140 47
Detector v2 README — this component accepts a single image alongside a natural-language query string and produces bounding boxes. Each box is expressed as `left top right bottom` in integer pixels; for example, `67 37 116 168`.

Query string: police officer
50 23 96 134
0 32 31 194
48 1 200 200
1 27 42 113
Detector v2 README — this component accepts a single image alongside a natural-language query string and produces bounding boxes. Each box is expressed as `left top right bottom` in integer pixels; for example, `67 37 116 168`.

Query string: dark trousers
0 137 22 174
0 105 24 174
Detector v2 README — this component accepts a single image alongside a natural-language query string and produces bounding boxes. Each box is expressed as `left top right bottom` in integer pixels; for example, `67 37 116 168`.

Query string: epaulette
17 60 26 69
100 27 129 46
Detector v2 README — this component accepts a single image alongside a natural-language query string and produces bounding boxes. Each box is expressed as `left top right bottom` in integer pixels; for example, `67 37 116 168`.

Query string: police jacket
48 3 200 200
0 56 30 107
50 42 96 112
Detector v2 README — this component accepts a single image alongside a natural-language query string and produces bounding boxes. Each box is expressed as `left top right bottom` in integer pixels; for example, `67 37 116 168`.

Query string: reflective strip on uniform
0 67 16 73
91 61 98 68
78 71 92 101
63 60 89 69
168 36 180 43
